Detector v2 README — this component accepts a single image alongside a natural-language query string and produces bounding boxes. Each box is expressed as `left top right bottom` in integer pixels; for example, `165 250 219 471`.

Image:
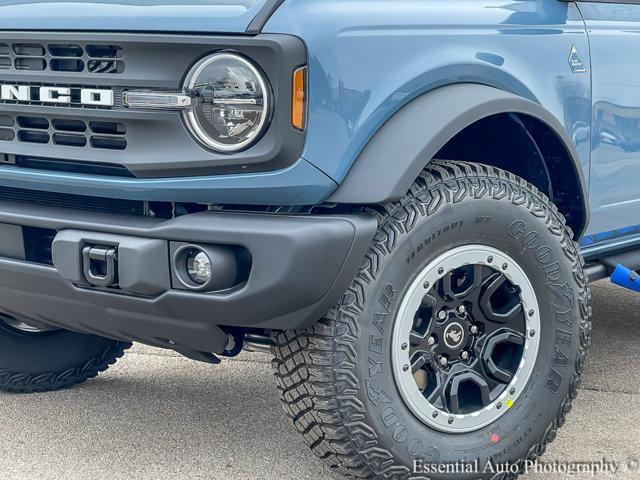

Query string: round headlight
183 52 271 153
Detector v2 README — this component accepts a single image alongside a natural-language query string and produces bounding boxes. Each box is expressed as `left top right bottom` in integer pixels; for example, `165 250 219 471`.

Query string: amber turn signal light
292 66 307 131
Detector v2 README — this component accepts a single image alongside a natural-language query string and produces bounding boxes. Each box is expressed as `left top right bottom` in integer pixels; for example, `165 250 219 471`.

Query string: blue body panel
1 0 640 254
0 158 336 206
265 0 592 192
0 0 268 33
577 3 640 240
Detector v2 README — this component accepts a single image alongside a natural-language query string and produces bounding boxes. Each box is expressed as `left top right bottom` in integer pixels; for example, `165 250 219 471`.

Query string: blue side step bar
611 264 640 293
583 246 640 285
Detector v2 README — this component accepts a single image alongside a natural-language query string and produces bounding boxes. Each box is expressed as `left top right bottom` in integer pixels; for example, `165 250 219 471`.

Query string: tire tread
0 340 132 394
272 160 592 479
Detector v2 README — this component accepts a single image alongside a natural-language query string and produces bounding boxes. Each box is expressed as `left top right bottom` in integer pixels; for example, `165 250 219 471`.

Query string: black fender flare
328 83 589 237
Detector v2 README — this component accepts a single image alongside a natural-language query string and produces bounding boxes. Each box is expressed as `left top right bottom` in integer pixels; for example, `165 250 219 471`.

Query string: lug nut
427 336 436 346
457 305 466 315
438 310 447 320
470 325 479 335
439 356 448 367
460 351 470 361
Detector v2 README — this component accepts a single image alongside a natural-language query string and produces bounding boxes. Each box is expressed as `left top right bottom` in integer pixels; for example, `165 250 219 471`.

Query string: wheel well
435 113 586 237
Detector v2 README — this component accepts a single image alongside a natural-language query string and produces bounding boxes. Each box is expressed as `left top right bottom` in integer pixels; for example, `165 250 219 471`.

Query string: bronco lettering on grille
0 84 113 106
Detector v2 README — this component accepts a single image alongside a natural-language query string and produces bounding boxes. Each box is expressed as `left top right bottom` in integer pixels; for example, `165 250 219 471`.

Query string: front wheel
0 315 131 393
272 161 591 479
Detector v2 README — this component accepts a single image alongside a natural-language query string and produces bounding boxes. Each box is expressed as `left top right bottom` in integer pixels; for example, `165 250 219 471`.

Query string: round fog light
186 249 212 285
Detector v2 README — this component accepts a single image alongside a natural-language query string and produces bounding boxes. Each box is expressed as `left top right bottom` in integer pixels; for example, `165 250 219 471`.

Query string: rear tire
272 161 591 479
0 316 131 393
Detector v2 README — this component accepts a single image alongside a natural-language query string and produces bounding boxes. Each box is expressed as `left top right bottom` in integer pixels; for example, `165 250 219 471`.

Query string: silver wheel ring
391 245 541 434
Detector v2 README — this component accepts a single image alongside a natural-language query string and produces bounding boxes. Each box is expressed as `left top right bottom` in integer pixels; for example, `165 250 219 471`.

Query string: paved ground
1 281 639 480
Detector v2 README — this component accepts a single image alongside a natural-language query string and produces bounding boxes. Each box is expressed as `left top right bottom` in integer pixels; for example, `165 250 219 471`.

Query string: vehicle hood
0 0 270 33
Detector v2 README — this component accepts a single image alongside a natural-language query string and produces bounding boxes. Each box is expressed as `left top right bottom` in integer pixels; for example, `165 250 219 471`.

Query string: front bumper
0 200 377 353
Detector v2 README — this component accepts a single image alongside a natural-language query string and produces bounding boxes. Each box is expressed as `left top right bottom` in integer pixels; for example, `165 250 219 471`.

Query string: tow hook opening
82 245 118 287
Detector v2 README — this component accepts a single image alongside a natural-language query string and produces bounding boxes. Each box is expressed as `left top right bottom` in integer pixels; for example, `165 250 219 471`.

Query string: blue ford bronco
3 0 640 477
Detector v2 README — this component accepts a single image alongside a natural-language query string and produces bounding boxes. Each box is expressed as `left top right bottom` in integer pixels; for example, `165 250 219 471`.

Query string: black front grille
23 226 56 265
0 114 127 150
0 32 304 179
0 186 145 216
0 42 124 74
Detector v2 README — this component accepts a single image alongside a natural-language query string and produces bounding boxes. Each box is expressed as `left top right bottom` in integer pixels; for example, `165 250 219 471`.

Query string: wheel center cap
443 322 465 349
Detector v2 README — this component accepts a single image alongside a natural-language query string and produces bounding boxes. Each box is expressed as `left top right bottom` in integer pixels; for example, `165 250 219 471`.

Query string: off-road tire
272 161 591 479
0 321 131 393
